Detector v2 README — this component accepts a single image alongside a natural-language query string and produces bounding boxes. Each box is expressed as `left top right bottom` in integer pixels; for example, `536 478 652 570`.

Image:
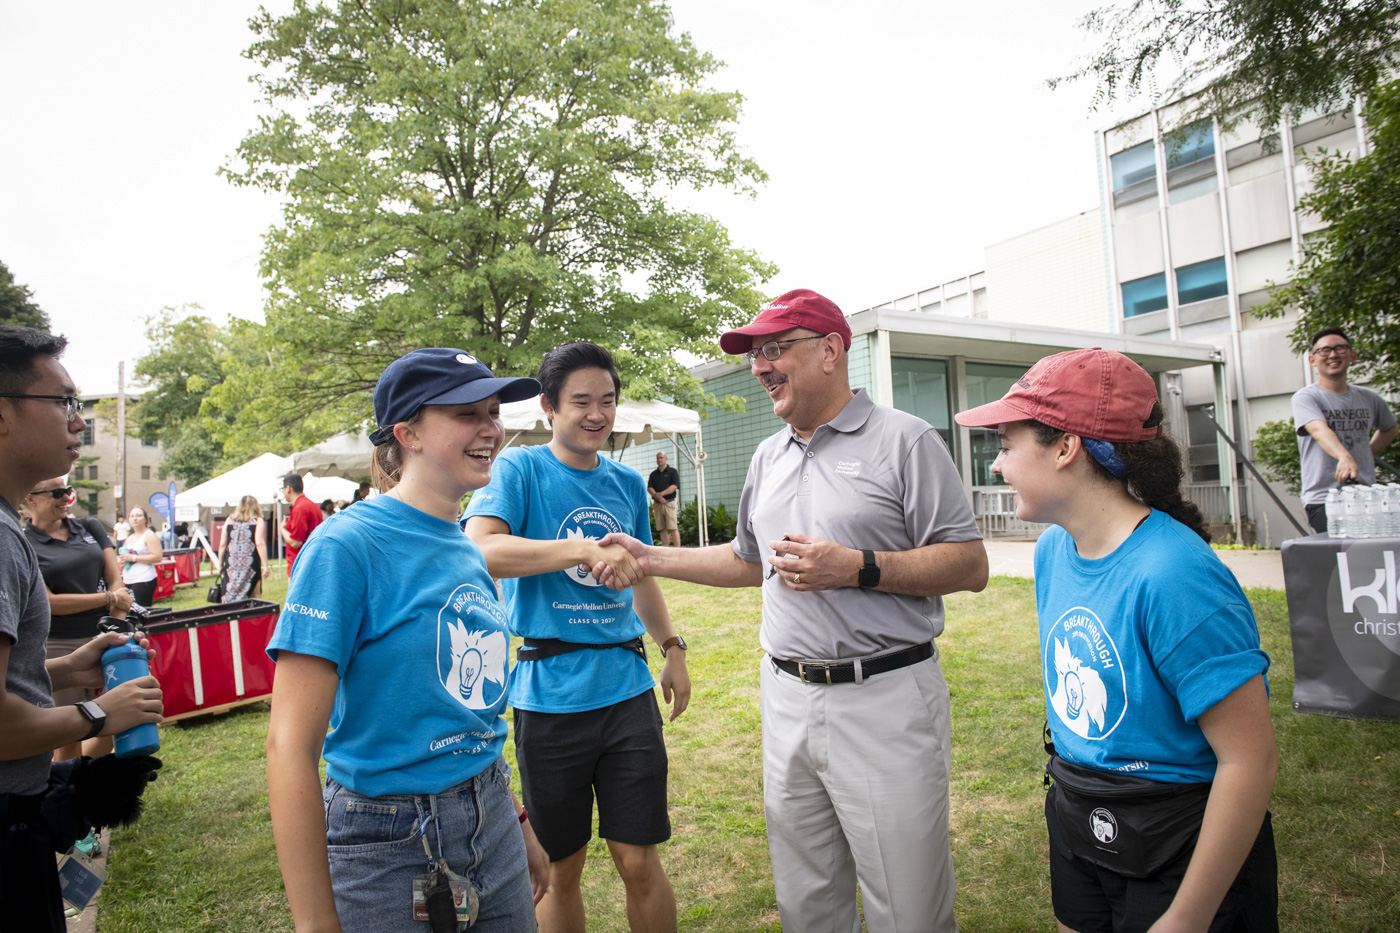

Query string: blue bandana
1081 437 1127 479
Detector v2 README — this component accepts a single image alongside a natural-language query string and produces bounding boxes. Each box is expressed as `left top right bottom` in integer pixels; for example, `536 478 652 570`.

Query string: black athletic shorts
512 689 670 862
1046 789 1278 933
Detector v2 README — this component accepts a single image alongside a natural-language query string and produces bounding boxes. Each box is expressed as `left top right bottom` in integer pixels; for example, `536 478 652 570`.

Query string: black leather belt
770 641 933 684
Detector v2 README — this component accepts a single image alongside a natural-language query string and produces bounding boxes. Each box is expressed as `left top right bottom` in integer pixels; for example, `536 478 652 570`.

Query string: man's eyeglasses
30 486 75 501
0 394 83 422
746 334 829 363
1311 344 1352 358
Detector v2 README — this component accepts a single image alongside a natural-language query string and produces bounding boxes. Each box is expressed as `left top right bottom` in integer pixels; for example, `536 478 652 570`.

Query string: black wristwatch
76 700 106 740
858 549 881 589
660 635 687 655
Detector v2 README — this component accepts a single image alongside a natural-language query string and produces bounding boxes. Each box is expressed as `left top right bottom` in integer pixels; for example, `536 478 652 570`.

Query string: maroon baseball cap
718 289 853 355
954 348 1162 442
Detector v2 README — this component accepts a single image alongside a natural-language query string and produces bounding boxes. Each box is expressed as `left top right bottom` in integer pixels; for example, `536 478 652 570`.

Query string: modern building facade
1097 98 1369 541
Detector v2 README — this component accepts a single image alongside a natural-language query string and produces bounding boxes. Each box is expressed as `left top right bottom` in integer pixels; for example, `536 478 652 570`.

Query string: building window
1165 120 1215 170
81 424 94 445
1176 258 1229 305
891 357 951 451
965 363 1026 487
88 492 98 505
1122 273 1169 317
88 465 98 480
1110 141 1157 206
140 466 150 480
141 438 158 448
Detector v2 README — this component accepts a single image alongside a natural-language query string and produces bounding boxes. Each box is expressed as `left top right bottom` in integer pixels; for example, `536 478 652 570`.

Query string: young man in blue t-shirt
464 341 690 933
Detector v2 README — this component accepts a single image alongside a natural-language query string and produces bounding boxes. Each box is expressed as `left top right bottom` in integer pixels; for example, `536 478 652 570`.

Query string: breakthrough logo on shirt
1043 607 1128 741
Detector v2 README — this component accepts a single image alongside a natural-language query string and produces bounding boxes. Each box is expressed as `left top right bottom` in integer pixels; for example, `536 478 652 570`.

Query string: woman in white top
121 505 164 607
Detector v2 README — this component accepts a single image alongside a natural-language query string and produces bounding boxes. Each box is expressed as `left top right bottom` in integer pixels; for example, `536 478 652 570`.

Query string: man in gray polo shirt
599 289 987 932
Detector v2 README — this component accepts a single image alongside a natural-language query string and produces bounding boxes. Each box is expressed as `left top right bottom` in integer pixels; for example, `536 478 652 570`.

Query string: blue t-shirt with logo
1034 509 1269 784
463 445 656 713
267 495 511 797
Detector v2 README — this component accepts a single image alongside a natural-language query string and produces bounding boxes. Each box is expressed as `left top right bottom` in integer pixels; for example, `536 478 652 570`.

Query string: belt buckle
796 661 833 685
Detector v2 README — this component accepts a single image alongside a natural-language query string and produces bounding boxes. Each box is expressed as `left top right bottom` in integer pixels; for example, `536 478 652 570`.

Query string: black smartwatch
858 549 881 589
76 700 106 740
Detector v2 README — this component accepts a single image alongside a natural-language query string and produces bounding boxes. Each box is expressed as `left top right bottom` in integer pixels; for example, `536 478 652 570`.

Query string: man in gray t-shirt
1292 327 1399 533
596 290 987 932
0 326 164 931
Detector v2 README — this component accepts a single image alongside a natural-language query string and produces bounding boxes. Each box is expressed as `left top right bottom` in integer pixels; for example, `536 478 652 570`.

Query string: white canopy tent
290 397 711 544
173 452 360 572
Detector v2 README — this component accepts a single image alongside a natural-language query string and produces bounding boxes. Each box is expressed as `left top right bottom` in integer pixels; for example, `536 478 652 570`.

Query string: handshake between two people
578 533 651 590
579 531 854 592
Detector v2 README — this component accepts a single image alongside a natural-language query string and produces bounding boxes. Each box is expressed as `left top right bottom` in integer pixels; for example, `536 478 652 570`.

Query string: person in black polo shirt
23 476 133 761
646 451 680 547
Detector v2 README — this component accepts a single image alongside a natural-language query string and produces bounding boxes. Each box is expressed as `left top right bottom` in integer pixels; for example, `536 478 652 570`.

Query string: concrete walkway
984 539 1284 591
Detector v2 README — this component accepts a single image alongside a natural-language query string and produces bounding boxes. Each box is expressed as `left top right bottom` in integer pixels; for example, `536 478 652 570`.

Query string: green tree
1052 0 1400 131
130 306 272 482
0 260 51 331
1252 419 1302 496
1254 82 1400 396
221 0 774 448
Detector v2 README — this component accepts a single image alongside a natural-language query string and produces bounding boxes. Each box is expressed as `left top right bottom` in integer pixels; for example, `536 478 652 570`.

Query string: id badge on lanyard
411 810 480 930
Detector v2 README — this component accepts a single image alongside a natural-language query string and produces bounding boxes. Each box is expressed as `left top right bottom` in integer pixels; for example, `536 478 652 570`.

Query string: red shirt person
279 473 323 576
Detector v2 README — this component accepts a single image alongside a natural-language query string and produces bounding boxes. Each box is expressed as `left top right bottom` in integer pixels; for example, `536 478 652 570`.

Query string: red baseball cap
719 289 853 355
954 348 1162 442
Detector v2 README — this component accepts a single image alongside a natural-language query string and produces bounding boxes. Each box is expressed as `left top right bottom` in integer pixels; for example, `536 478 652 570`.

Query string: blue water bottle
98 610 161 758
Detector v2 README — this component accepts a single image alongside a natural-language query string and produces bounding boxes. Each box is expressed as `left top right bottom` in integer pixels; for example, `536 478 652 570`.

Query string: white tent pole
695 424 707 549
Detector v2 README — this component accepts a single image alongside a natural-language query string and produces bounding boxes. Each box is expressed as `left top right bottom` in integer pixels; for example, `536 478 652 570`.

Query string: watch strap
660 635 686 654
859 549 881 589
76 700 106 740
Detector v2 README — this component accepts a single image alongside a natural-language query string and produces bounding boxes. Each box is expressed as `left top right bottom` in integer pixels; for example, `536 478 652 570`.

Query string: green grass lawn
96 575 1400 931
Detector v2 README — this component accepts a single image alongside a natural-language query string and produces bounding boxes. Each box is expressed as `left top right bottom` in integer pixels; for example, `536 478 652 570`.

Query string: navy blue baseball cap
369 348 541 446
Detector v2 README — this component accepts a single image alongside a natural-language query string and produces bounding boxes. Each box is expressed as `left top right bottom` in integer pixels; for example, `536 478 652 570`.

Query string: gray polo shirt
0 496 57 796
732 389 981 660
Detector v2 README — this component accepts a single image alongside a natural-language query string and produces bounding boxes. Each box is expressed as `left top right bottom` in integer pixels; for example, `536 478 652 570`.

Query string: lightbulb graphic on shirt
457 647 484 701
439 592 510 712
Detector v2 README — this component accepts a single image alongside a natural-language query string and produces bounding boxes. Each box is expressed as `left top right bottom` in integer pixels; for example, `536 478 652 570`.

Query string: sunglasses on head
31 486 75 501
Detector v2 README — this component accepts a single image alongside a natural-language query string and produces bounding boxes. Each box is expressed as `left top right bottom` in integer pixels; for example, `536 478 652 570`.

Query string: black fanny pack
1045 749 1211 879
516 636 646 663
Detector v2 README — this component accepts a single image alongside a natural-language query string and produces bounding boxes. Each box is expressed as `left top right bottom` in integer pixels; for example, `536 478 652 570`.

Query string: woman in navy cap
266 348 550 931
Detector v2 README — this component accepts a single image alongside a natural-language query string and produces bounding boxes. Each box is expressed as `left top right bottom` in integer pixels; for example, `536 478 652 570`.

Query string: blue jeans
323 758 537 932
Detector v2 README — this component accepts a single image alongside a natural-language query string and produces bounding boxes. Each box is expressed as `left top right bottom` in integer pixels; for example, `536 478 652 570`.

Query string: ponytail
1029 403 1211 543
369 410 424 492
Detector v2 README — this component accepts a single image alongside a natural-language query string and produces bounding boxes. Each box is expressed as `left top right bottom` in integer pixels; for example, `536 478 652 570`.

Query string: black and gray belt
770 641 933 684
516 636 647 662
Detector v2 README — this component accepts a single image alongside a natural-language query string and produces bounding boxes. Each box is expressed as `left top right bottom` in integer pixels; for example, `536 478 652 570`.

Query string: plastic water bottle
1363 486 1382 538
1387 485 1400 537
1380 486 1396 538
98 617 160 758
1326 488 1342 537
1342 486 1362 538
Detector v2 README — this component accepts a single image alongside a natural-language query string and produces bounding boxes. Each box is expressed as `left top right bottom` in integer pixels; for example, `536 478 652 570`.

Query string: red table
144 599 281 722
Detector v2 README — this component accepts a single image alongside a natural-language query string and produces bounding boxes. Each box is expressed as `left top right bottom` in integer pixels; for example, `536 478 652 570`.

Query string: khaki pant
652 497 678 532
760 652 957 932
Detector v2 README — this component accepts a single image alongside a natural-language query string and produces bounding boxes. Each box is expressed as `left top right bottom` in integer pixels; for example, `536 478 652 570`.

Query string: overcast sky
0 1 1129 395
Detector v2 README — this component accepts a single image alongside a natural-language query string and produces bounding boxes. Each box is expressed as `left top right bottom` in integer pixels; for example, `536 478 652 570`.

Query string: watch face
676 635 687 650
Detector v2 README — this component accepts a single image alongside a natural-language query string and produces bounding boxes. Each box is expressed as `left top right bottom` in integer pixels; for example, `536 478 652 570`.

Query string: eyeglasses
746 335 829 363
1311 344 1352 357
0 394 83 422
29 486 75 501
